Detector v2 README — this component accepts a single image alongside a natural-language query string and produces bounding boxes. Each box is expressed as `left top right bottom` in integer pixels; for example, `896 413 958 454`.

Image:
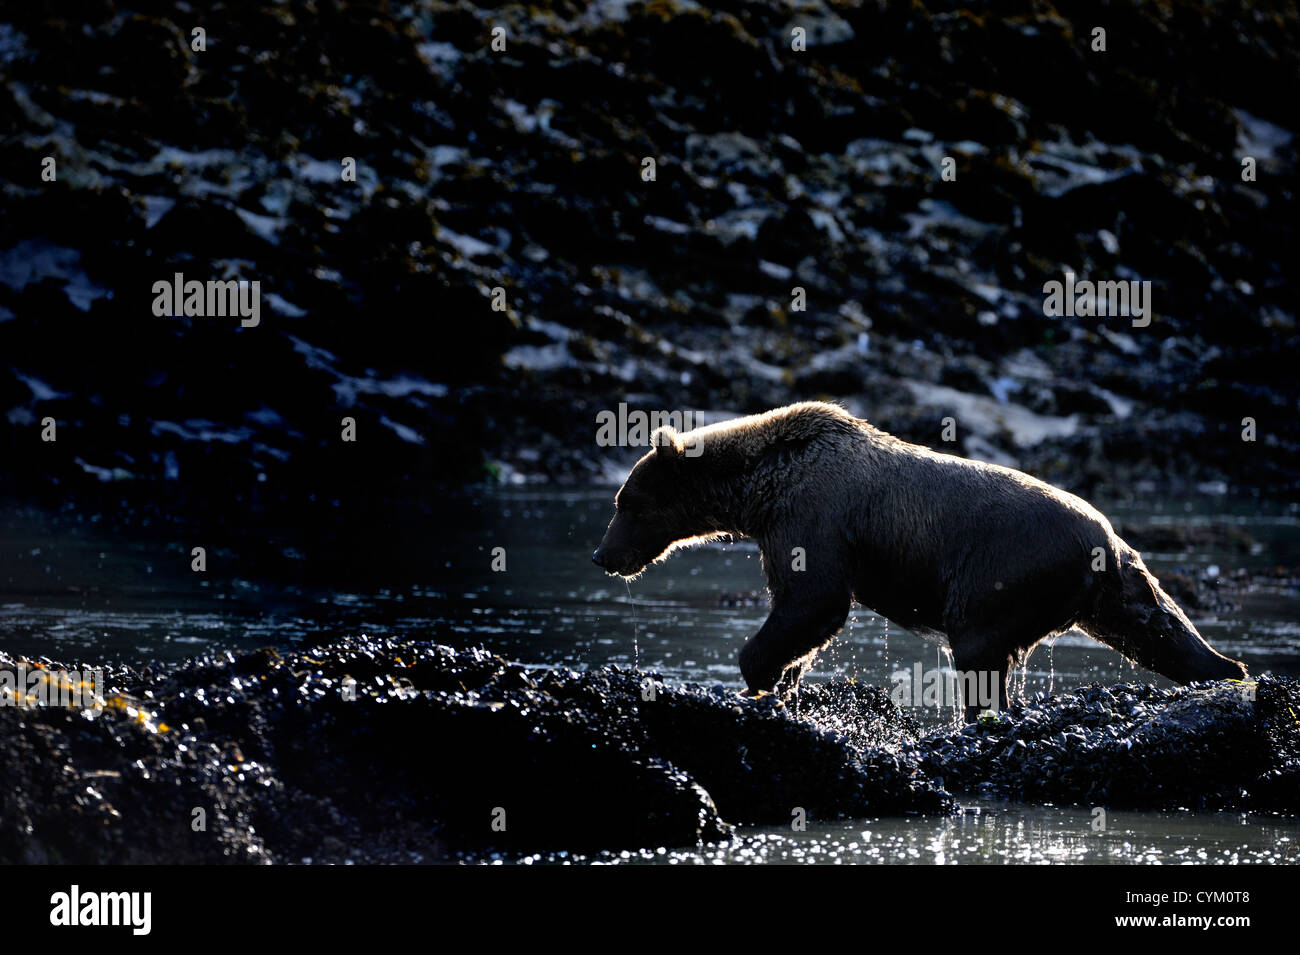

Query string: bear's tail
1080 542 1248 684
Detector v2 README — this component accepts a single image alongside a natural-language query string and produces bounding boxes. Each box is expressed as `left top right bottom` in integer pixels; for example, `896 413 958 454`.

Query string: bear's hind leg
1081 550 1247 684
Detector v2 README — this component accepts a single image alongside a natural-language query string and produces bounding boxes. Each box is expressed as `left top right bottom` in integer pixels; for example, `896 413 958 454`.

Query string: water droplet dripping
625 578 638 672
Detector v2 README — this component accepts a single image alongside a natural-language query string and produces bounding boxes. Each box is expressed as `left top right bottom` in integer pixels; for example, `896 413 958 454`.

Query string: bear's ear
651 425 685 458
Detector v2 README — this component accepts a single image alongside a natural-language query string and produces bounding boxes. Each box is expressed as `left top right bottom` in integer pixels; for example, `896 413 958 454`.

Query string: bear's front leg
738 587 851 697
773 661 808 698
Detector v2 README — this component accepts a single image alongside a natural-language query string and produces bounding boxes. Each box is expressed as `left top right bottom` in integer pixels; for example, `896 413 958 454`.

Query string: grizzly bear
592 401 1247 718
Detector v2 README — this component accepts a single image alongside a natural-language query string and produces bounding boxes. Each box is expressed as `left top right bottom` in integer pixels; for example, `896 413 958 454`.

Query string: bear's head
592 425 704 577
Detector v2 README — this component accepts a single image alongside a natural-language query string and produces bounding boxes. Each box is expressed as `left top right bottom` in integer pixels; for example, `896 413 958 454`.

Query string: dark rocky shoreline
2 636 1294 864
2 1 1298 518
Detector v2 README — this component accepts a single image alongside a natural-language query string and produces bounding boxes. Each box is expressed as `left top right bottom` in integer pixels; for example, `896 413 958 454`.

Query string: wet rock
911 677 1300 811
1115 522 1260 556
1158 563 1300 614
2 638 1296 862
0 637 947 863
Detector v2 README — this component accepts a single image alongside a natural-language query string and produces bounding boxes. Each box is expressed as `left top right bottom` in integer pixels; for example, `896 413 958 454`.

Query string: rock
0 637 948 863
910 677 1300 811
1 0 1297 510
4 637 1296 862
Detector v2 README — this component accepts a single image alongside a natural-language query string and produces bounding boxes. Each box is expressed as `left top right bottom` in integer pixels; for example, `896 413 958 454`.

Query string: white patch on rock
905 380 1078 448
1234 109 1293 161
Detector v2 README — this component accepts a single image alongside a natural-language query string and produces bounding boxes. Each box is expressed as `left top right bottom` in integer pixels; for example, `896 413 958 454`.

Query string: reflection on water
3 489 1299 863
495 804 1300 865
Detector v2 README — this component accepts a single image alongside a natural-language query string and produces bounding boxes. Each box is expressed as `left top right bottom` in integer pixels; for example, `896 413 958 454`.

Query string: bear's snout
591 541 647 577
591 545 626 574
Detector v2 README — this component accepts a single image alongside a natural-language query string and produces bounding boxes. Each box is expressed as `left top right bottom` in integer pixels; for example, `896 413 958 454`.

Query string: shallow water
2 488 1298 863
497 803 1299 865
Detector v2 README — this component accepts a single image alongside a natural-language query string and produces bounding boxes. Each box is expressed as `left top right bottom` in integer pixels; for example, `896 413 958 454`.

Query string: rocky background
1 0 1297 520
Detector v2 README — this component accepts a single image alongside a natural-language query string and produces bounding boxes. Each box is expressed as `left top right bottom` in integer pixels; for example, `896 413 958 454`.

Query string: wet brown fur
593 402 1248 717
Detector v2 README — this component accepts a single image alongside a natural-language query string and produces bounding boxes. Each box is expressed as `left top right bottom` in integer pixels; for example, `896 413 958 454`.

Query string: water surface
3 489 1297 864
